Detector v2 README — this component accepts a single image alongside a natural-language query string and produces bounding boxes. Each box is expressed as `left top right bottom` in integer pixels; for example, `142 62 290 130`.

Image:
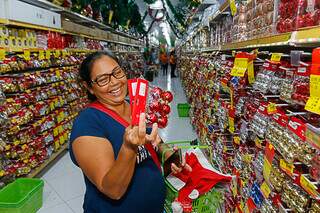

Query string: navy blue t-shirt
69 107 166 213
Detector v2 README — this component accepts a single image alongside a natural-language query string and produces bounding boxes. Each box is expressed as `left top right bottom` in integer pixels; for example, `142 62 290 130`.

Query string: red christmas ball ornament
157 115 168 128
161 91 173 103
147 113 158 124
149 101 161 112
161 104 171 115
150 87 163 100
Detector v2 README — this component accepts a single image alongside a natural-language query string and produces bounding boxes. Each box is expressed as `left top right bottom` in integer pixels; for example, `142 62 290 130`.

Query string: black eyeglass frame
91 66 126 87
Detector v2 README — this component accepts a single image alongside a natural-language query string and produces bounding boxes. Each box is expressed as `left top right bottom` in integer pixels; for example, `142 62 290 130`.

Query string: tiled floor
38 70 197 212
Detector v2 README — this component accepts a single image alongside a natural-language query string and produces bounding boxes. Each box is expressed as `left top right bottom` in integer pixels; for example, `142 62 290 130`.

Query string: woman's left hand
171 158 192 174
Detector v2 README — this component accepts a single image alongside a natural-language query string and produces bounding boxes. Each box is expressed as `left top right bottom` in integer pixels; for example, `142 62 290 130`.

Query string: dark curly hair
79 51 119 101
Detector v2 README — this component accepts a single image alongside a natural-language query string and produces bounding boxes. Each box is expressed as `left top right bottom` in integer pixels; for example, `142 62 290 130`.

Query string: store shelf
27 143 68 178
193 26 320 52
19 0 141 41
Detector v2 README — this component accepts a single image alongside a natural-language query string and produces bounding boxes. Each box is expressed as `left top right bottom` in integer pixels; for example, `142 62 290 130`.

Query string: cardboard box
26 38 33 48
21 38 27 48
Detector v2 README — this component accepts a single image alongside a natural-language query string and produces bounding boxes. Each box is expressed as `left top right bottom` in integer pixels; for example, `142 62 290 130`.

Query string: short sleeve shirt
69 107 166 213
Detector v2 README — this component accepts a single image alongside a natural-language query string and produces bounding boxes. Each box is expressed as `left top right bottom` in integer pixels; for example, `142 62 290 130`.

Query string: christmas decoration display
178 48 320 212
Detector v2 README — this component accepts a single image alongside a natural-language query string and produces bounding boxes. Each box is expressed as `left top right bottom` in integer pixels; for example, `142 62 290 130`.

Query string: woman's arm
72 136 137 200
73 113 160 200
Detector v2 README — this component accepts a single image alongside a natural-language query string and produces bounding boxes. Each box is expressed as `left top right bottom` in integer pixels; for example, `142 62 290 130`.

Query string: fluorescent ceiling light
149 0 163 10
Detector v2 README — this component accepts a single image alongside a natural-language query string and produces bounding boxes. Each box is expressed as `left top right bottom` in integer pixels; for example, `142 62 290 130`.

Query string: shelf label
305 97 320 115
260 181 271 198
234 136 240 145
229 0 237 16
310 74 320 97
255 137 262 148
54 50 60 58
263 157 272 181
39 50 45 60
0 49 5 60
56 70 61 78
248 61 255 84
24 50 30 61
46 50 51 59
271 53 282 62
300 175 319 198
229 117 235 133
267 102 277 114
231 58 248 77
280 159 295 176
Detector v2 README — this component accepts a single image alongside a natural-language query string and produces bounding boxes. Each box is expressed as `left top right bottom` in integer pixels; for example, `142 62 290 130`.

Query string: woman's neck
98 100 126 115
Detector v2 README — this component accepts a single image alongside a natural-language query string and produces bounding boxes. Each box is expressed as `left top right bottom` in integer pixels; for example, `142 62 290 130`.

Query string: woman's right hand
123 113 159 151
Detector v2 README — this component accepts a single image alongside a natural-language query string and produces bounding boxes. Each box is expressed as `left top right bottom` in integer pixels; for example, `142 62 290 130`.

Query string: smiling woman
69 51 167 213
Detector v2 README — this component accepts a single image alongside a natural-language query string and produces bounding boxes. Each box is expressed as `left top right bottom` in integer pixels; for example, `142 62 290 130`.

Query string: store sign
6 0 61 29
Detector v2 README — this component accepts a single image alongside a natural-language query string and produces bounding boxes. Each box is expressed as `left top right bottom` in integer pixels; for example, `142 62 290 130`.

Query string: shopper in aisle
69 51 189 213
160 51 169 75
169 50 177 78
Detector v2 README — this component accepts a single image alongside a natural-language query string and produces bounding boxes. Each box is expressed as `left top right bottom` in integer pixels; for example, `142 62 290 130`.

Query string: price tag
280 159 295 176
50 102 55 111
305 97 320 115
271 53 282 62
229 0 237 16
24 50 30 61
0 49 5 60
56 70 61 78
59 135 65 144
267 102 277 114
62 50 67 58
53 127 59 137
231 58 248 77
255 137 262 148
46 50 51 59
310 74 320 97
234 136 240 145
260 182 271 198
39 50 45 60
55 50 61 58
300 175 319 197
263 158 272 181
248 61 255 84
229 117 235 133
54 140 60 150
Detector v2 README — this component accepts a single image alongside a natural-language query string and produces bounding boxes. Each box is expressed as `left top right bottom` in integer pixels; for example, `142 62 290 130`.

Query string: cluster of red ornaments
146 87 173 128
277 0 320 33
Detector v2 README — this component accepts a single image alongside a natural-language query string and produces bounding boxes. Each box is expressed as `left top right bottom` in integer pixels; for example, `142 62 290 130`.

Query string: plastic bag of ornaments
128 79 173 128
291 63 311 105
253 61 282 94
250 102 271 138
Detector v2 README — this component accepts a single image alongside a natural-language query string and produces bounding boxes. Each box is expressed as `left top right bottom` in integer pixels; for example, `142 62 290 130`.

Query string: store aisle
38 69 197 213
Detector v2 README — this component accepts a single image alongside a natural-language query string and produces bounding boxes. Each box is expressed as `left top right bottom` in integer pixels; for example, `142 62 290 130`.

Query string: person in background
169 50 177 78
70 51 190 213
159 51 168 75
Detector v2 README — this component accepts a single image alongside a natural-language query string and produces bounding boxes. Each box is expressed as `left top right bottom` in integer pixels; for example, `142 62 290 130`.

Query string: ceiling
134 0 220 47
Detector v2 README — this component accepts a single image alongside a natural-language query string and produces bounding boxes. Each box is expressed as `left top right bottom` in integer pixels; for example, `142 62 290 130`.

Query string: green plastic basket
162 141 223 213
0 178 44 213
177 103 190 117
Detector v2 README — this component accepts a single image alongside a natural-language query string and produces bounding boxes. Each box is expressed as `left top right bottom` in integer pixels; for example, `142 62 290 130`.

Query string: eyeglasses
91 66 126 87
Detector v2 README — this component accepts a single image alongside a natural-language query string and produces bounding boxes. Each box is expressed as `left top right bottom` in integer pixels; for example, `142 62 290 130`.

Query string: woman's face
88 55 127 106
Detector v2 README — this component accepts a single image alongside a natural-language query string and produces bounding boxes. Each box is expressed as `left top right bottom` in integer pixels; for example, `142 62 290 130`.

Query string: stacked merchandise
117 52 144 79
179 49 320 212
0 51 90 188
0 26 102 51
194 0 320 50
